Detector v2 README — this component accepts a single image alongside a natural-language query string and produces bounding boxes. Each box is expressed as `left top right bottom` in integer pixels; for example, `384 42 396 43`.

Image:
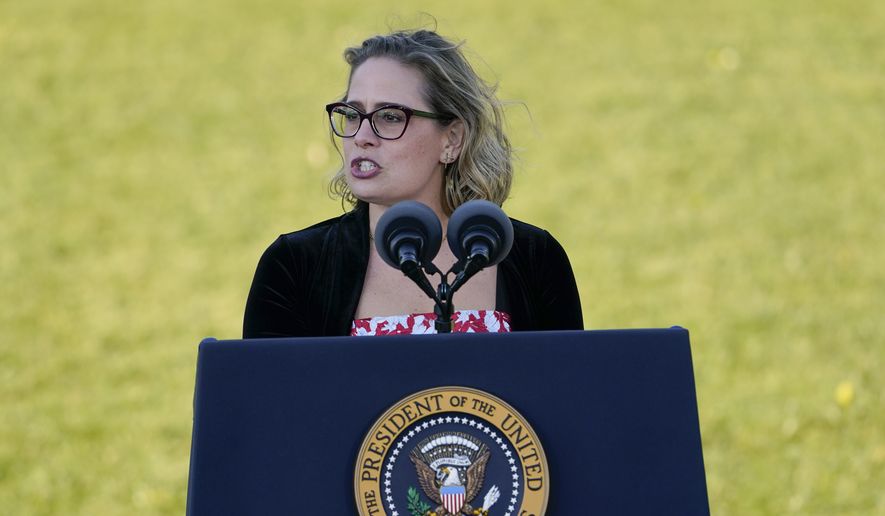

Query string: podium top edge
197 327 689 347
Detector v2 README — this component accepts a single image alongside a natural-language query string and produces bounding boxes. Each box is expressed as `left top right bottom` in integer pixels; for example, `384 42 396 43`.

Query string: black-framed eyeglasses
325 102 452 140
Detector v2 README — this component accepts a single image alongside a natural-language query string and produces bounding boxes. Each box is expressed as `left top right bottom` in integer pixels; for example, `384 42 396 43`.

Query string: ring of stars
382 414 522 516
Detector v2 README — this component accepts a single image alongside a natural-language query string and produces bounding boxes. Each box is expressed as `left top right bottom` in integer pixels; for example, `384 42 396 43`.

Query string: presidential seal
355 387 549 516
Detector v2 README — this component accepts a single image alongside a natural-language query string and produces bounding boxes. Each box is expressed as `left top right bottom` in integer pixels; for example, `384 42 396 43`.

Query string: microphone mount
385 247 485 334
375 200 513 334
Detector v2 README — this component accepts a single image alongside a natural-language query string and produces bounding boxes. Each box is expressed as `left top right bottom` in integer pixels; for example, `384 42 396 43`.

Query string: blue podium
187 328 709 515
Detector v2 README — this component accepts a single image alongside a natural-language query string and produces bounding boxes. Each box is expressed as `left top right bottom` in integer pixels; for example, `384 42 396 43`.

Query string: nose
353 117 379 148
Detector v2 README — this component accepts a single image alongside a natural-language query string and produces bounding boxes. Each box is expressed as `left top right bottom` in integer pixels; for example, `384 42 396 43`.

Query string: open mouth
351 158 382 178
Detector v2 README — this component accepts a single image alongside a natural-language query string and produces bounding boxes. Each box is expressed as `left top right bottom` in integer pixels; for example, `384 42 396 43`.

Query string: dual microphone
373 200 514 333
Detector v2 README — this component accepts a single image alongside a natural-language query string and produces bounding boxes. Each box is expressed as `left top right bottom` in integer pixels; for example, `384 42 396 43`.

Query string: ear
439 120 465 164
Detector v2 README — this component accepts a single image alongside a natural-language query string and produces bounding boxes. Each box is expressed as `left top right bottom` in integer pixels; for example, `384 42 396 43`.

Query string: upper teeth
359 161 377 172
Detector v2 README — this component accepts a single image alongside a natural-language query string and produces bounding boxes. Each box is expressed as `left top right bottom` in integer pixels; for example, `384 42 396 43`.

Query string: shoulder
266 206 367 258
508 218 567 258
279 207 365 247
505 217 575 279
510 218 553 241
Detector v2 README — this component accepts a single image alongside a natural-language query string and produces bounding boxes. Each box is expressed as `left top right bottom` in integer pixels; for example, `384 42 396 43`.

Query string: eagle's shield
441 485 466 514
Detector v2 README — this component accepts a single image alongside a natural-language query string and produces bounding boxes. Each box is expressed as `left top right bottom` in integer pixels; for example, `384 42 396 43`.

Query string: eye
377 109 406 124
335 107 359 121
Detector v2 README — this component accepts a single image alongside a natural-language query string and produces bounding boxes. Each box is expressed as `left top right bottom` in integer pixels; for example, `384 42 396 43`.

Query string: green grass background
2 0 883 514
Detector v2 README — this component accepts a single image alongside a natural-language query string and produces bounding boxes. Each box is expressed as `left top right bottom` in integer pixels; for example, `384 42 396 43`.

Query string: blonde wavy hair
328 29 513 215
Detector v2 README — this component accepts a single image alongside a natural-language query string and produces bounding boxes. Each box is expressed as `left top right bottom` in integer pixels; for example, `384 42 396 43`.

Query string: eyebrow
344 100 408 110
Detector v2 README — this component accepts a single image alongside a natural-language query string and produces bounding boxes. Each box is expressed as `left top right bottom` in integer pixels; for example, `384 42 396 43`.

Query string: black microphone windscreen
447 200 514 266
374 201 443 270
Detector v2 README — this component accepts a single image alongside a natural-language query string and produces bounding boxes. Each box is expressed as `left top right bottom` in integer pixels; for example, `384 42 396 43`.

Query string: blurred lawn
2 0 883 514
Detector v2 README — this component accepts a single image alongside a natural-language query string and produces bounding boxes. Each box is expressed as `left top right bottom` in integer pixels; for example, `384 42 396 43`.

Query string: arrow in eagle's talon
481 485 501 510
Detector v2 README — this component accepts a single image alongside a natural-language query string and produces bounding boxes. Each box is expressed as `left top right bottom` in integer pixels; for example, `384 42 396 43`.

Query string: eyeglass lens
330 105 408 139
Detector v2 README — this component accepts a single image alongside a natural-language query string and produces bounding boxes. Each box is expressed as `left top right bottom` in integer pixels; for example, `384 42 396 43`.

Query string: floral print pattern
351 310 512 336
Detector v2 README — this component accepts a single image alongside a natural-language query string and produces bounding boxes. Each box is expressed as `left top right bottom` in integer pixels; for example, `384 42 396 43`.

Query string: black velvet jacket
243 204 583 338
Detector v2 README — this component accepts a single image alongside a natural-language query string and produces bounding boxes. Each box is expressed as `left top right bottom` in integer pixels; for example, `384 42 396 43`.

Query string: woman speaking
243 29 582 338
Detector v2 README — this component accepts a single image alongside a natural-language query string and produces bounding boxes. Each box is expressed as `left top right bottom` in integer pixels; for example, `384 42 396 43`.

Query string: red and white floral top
351 310 512 336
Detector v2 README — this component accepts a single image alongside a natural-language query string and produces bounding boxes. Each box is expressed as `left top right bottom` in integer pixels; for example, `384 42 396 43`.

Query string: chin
348 179 441 210
348 184 382 204
348 183 401 207
354 195 401 208
349 190 394 208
